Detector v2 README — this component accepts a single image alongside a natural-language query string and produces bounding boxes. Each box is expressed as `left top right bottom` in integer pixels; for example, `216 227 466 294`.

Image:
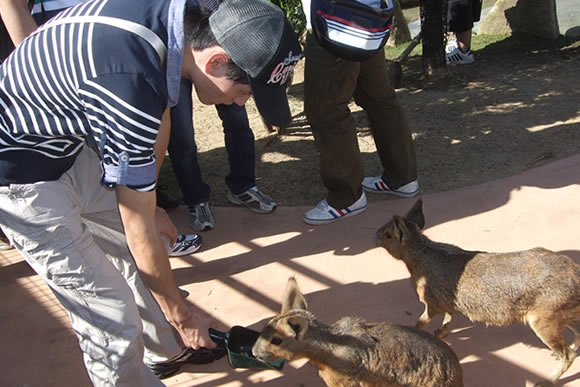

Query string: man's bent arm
116 186 215 349
0 0 38 46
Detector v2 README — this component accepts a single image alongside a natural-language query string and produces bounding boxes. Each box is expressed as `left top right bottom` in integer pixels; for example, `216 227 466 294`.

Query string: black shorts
448 0 483 33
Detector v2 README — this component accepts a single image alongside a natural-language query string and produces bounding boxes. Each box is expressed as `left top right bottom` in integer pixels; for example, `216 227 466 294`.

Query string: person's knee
304 100 345 129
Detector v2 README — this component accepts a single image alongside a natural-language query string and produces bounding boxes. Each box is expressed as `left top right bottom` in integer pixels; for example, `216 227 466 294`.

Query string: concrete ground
1 154 579 386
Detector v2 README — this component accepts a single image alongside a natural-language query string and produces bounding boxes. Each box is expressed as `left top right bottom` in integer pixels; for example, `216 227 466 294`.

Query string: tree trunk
419 0 448 79
387 0 412 47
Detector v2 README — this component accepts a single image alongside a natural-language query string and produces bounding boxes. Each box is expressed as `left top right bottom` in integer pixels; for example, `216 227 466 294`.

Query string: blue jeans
168 79 256 207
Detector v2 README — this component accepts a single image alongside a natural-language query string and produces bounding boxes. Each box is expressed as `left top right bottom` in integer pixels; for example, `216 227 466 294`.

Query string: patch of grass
384 32 579 61
470 33 510 51
384 34 512 60
475 33 579 55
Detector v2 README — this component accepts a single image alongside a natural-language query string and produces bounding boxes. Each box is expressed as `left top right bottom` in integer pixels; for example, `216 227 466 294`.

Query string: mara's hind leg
528 315 578 386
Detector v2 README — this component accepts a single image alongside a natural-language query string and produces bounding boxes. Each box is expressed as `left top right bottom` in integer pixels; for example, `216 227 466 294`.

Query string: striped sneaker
303 192 367 225
227 186 277 214
168 233 202 257
189 202 215 231
446 46 474 64
362 177 419 197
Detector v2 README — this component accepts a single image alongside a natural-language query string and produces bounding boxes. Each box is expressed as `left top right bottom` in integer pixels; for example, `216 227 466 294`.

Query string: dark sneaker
189 202 215 231
362 177 419 197
147 347 227 379
303 192 367 225
168 233 202 257
227 186 277 214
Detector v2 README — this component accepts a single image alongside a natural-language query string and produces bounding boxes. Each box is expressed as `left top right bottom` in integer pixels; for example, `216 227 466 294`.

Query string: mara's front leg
434 312 454 338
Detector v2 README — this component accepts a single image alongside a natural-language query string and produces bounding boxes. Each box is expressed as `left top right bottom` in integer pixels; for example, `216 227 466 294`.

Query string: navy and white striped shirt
0 0 186 191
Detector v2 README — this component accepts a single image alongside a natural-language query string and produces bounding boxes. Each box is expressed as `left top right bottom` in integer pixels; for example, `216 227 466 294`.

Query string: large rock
479 0 560 39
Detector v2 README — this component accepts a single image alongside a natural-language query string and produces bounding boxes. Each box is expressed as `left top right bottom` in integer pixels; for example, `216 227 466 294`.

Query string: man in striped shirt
0 0 301 385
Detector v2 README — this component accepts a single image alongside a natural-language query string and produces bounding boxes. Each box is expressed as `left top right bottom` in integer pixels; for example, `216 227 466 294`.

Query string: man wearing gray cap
0 0 301 384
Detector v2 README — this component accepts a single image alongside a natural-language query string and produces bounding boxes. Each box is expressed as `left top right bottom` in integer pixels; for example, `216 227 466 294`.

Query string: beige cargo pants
0 146 184 386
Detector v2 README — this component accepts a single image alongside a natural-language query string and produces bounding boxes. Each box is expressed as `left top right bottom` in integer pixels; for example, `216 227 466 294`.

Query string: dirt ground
161 36 580 208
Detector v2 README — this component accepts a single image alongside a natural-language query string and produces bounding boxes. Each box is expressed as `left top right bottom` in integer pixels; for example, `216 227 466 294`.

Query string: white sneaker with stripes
303 192 367 225
167 233 202 257
446 46 475 64
362 177 419 197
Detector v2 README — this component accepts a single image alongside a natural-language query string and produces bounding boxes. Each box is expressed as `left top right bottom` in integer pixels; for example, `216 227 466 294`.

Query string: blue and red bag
311 0 394 61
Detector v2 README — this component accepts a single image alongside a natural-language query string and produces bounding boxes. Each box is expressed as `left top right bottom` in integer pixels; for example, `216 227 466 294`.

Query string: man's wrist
167 303 193 327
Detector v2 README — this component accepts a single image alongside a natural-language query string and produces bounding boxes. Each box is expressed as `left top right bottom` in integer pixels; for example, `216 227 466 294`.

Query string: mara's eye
270 337 283 345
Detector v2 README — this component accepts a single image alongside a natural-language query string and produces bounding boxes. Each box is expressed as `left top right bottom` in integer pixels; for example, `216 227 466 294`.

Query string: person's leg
447 0 475 64
353 51 418 194
448 0 474 44
455 29 472 52
0 149 167 386
168 79 215 230
78 147 222 376
154 108 180 209
217 103 277 214
168 78 210 207
75 151 183 364
303 33 364 209
216 103 255 194
451 0 482 51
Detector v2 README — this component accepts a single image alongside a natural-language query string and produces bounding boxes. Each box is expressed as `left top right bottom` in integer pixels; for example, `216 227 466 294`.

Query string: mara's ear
406 199 425 230
280 314 310 340
392 215 409 242
281 277 308 314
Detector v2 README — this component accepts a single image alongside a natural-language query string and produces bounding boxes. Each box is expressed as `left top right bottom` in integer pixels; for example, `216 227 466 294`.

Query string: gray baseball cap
209 0 302 127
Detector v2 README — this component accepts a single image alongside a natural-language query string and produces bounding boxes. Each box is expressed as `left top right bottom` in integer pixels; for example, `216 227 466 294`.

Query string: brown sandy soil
159 37 580 209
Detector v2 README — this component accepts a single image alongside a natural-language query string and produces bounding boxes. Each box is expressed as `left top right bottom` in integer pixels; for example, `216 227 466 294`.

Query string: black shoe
0 230 13 250
0 236 13 250
148 347 227 379
156 187 180 209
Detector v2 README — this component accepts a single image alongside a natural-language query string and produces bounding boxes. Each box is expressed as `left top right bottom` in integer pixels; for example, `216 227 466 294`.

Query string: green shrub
271 0 307 37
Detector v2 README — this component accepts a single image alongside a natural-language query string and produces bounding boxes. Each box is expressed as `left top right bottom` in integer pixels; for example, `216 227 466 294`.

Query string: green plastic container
209 326 285 370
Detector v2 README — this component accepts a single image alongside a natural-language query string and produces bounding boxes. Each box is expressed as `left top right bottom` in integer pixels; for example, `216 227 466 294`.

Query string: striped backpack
311 0 394 61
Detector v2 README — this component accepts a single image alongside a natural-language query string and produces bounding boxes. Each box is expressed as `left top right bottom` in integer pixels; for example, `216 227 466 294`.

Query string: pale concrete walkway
1 154 579 386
